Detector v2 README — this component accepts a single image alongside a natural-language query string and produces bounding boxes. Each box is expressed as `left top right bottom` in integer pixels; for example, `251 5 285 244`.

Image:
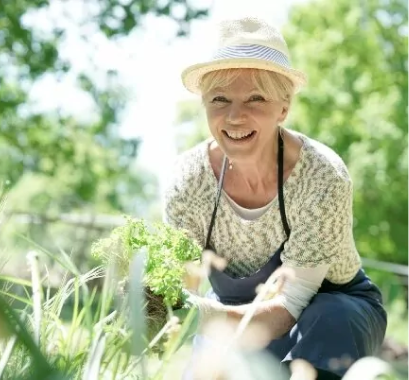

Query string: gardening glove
182 289 228 315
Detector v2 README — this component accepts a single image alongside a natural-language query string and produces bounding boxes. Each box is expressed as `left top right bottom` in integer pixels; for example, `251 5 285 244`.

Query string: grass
0 242 406 379
0 247 155 379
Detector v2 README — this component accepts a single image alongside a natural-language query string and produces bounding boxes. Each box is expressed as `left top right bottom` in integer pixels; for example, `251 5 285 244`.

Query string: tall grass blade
164 306 197 360
129 248 148 379
0 294 56 378
82 330 107 380
27 251 43 346
0 276 32 287
0 290 33 307
44 266 103 319
15 234 80 275
99 264 117 323
0 335 17 379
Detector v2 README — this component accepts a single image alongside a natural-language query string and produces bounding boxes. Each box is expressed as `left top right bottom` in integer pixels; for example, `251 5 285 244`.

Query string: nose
226 103 246 125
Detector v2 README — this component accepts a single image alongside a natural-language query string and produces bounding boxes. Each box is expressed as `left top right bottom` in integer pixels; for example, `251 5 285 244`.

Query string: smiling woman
163 17 387 380
201 68 294 176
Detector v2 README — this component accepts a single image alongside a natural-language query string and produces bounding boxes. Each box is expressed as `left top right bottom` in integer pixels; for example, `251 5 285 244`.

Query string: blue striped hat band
212 44 291 69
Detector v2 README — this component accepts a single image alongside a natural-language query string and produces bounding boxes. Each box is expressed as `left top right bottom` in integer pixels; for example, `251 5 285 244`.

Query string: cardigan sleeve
282 175 356 270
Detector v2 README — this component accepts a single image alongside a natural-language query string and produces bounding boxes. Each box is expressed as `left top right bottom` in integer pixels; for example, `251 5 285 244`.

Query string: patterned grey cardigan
163 132 361 284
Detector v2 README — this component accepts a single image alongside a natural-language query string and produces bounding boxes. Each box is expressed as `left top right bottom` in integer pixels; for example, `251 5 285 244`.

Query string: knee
302 293 352 323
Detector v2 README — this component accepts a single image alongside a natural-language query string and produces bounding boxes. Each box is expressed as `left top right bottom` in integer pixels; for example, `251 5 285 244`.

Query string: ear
278 105 289 123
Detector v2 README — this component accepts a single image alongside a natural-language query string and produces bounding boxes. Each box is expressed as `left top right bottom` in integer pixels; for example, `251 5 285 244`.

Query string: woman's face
203 73 288 164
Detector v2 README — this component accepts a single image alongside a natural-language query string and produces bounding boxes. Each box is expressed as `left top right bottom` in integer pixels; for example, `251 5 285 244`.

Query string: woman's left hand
183 290 229 315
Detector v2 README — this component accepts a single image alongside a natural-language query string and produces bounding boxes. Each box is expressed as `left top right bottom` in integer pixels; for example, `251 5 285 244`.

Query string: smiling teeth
226 131 253 139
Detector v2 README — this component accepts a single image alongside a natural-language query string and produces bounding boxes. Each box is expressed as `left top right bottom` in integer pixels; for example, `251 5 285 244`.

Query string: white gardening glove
182 289 228 315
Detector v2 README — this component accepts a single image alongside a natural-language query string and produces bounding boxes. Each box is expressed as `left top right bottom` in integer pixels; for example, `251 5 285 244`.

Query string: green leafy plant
91 217 202 307
0 245 198 380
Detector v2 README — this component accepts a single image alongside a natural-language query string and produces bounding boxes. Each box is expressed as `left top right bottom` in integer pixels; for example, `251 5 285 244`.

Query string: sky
27 0 307 195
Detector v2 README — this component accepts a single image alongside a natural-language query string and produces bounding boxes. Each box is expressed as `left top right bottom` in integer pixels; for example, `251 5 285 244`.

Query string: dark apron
202 132 387 377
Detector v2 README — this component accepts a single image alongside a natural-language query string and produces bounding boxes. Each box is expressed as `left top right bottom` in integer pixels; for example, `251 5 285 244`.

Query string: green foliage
0 0 209 268
173 100 210 153
0 263 111 379
91 217 202 306
96 0 208 37
283 0 408 265
0 228 202 380
0 1 61 81
0 250 190 379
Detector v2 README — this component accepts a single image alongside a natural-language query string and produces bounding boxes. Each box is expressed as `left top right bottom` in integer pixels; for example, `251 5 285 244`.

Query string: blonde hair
199 68 295 102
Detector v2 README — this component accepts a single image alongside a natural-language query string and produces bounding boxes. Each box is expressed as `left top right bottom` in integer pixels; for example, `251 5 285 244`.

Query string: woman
163 17 387 380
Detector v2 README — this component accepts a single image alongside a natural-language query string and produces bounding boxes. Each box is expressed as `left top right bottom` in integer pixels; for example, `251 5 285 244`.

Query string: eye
248 95 266 102
211 96 229 103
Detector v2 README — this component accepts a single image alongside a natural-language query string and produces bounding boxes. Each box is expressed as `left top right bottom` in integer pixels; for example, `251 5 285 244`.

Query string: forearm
225 299 296 340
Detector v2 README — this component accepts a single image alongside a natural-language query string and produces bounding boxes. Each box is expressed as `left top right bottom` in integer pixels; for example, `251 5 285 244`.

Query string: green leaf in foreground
129 248 148 379
0 294 61 379
91 217 201 307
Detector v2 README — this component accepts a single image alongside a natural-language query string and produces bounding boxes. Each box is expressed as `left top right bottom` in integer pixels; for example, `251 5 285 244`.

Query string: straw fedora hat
181 17 307 94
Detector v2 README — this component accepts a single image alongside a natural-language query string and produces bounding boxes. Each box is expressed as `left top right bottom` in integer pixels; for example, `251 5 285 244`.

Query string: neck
229 135 280 193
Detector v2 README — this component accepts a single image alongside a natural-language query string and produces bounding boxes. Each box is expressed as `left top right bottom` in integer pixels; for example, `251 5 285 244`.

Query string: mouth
222 130 256 142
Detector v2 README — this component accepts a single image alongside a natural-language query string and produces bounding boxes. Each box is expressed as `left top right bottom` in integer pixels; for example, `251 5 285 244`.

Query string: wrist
225 303 248 317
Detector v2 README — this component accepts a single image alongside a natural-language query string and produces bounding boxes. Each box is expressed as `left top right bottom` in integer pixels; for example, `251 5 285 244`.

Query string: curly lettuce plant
91 217 201 307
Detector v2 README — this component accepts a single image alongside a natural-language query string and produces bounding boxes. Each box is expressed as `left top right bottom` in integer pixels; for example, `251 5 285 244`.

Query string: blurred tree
173 99 210 153
283 0 408 265
0 0 208 268
95 0 208 37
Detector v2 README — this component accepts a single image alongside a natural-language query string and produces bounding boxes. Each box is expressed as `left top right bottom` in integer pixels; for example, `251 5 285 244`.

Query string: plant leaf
82 330 107 380
129 247 148 379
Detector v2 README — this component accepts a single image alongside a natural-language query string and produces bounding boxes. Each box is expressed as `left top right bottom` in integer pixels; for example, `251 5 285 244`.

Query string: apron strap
278 130 291 238
205 130 290 250
205 154 229 249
